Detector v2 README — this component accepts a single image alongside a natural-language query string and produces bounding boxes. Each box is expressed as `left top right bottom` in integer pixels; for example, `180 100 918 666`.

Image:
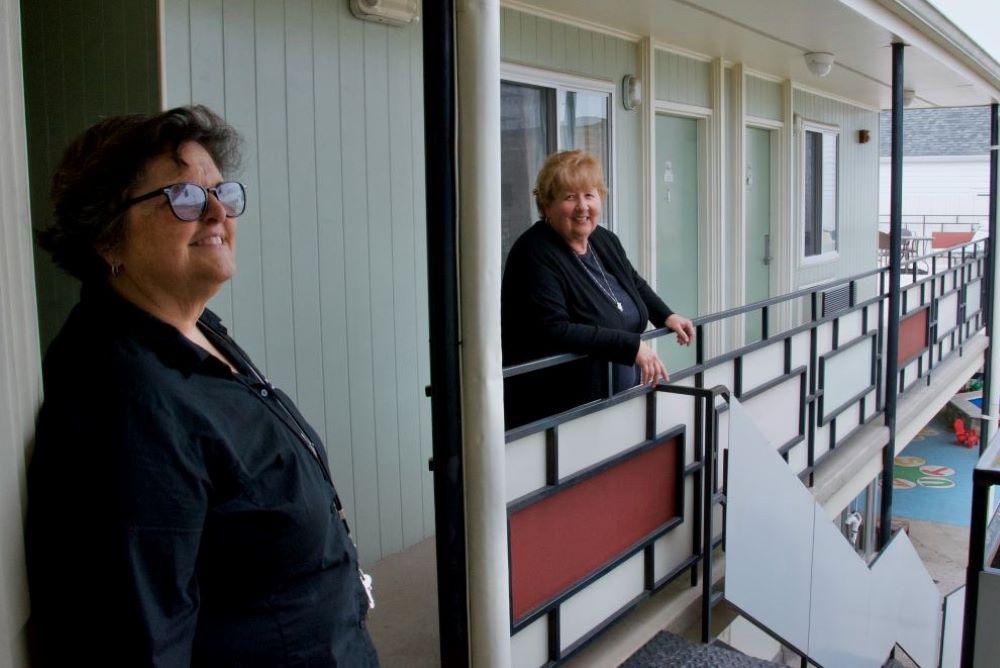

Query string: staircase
622 631 782 667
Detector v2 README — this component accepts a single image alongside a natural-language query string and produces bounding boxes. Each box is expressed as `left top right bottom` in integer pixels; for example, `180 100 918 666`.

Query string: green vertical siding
161 0 431 563
20 0 160 351
747 76 782 121
793 90 880 287
500 7 643 260
654 49 711 108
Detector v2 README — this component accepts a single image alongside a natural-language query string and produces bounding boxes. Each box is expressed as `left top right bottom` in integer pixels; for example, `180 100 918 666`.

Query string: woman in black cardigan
502 150 695 428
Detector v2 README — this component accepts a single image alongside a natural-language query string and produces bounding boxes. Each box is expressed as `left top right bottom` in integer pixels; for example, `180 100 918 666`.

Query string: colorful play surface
893 418 980 526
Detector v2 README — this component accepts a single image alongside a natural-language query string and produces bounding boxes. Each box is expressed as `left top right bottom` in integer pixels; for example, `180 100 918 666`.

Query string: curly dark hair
39 105 242 282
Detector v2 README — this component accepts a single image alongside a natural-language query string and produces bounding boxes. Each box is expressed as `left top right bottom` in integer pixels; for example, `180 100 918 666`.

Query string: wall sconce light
858 129 871 144
349 0 420 27
903 89 916 107
804 52 835 77
622 75 642 111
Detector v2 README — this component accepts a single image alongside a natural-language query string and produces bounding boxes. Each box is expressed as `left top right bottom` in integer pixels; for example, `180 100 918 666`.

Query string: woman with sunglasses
26 106 379 666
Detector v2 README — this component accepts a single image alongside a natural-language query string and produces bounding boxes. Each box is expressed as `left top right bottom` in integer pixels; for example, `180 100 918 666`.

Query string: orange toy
954 419 979 448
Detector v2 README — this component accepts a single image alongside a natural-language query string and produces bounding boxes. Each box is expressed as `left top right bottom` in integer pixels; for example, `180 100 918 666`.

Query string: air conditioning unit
349 0 420 27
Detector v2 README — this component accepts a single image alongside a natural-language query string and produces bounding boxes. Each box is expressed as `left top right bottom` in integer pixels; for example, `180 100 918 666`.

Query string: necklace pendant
616 301 623 312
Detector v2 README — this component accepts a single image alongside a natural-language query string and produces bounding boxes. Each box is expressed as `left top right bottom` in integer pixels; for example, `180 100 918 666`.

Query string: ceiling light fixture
804 52 835 77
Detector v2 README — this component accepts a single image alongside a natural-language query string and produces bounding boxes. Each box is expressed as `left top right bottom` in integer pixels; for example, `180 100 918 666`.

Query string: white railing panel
867 533 941 667
558 396 646 478
967 279 982 317
814 422 833 460
703 360 735 394
839 309 864 341
726 402 815 650
816 321 835 358
787 442 808 475
656 388 696 465
559 552 645 651
742 377 801 451
941 586 965 668
903 284 924 315
652 490 695 580
791 331 811 371
939 292 959 336
726 399 944 668
821 338 873 419
510 615 548 668
506 431 547 502
864 390 878 421
808 503 885 666
742 342 785 392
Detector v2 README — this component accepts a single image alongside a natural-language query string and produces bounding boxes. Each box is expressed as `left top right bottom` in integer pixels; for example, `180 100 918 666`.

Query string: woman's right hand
635 341 669 385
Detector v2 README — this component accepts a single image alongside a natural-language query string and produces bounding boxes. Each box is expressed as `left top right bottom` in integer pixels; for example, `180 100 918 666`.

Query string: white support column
775 79 796 330
0 0 42 664
640 36 655 283
708 57 727 352
455 1 510 665
730 63 746 347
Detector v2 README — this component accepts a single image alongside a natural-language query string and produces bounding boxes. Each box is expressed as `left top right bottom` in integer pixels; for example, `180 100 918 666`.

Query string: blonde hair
534 150 608 218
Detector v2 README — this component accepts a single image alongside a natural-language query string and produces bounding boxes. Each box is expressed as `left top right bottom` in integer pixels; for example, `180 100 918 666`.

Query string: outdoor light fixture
349 0 419 26
903 88 916 106
804 52 835 77
621 75 642 111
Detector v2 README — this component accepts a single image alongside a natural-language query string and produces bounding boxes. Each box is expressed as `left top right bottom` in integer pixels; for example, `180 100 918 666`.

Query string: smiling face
544 186 603 253
106 141 237 310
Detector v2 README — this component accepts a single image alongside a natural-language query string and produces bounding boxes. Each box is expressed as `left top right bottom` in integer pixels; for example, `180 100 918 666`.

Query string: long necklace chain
575 246 623 312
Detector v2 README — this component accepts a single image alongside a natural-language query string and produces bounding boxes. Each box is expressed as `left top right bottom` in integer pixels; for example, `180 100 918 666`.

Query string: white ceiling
512 0 1000 109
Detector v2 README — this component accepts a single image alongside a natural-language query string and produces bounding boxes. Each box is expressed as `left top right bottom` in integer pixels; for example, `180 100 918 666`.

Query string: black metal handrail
502 236 988 660
503 238 987 384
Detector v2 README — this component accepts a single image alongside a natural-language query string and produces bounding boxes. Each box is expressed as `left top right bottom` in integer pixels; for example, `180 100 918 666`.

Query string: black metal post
701 394 715 643
880 42 904 550
961 471 990 666
979 103 999 452
422 3 469 665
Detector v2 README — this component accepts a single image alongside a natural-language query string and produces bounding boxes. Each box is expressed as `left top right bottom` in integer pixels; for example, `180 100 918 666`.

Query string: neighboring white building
878 106 992 230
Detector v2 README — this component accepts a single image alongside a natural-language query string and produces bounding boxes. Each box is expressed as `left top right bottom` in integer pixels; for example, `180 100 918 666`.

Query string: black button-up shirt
26 283 379 667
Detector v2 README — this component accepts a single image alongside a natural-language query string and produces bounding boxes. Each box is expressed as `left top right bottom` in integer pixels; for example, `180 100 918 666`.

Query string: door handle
763 233 772 266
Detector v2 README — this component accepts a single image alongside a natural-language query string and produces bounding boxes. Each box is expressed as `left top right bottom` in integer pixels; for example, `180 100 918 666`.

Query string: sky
930 0 1000 63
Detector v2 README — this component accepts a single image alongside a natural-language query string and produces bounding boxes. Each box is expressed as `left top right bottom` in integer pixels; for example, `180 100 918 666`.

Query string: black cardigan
501 221 673 427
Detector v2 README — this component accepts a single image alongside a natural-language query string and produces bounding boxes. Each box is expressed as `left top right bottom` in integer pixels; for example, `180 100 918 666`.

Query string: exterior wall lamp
622 74 642 111
349 0 420 26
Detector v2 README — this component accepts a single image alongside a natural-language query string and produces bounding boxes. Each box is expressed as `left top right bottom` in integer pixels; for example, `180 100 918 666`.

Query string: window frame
500 63 618 233
797 118 840 265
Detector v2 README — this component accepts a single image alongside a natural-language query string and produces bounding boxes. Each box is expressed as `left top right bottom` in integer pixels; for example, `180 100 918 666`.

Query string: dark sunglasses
124 181 247 222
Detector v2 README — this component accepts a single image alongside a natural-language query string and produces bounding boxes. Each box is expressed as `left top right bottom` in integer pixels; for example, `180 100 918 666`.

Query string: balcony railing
501 239 988 665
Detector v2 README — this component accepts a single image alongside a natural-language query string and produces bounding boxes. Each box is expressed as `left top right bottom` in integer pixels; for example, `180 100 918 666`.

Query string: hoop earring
110 262 123 278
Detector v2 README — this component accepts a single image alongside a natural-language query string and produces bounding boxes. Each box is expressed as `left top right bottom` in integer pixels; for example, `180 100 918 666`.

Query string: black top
576 246 643 391
26 283 379 667
502 222 673 428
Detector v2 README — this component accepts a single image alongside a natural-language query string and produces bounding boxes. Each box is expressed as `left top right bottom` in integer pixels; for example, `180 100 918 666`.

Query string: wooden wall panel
162 0 432 562
654 49 711 108
747 76 782 121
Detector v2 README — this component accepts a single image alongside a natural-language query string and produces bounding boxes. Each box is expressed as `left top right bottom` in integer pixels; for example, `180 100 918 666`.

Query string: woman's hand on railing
666 313 695 346
635 341 669 385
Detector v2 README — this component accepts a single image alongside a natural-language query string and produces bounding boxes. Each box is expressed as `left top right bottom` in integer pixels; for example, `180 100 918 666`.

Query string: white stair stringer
724 400 942 667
